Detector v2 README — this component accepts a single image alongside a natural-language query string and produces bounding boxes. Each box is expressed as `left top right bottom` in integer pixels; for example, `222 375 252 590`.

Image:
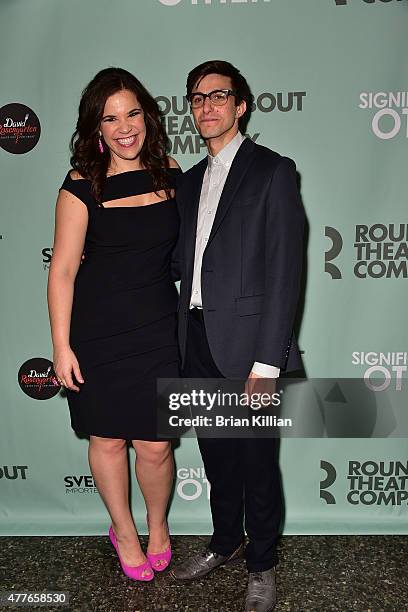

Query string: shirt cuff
251 362 280 378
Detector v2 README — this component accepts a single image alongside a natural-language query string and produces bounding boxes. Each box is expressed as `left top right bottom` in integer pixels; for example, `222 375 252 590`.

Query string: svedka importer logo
42 247 53 270
359 92 408 140
157 91 306 154
64 475 98 494
159 0 270 6
0 103 41 154
18 358 60 400
324 224 408 279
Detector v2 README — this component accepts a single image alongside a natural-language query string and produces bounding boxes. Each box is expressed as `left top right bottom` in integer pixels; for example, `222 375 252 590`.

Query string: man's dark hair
186 60 253 133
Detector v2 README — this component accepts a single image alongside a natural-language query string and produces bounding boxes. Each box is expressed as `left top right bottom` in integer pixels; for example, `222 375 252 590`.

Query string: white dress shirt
189 132 280 378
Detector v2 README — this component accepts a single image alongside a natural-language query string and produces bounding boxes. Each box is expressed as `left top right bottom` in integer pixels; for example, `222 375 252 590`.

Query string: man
171 60 305 612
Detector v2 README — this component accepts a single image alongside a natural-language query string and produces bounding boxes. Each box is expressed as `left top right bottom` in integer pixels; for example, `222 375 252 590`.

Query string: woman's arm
168 156 182 281
47 188 88 391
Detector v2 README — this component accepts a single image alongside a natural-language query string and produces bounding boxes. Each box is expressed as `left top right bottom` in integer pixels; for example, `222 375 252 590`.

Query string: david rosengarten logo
18 357 61 400
0 103 41 154
157 378 288 438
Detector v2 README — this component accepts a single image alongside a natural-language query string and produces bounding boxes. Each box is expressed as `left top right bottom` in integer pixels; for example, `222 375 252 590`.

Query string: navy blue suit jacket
173 137 305 378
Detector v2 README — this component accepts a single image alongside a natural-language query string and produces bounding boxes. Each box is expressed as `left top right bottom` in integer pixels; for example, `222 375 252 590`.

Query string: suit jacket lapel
206 137 255 247
183 158 207 284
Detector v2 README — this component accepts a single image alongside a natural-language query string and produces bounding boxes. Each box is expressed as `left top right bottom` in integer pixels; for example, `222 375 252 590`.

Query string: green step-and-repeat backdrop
1 0 407 535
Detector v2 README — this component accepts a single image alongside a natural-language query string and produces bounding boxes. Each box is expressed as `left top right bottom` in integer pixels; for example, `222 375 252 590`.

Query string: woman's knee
132 440 172 465
89 435 127 454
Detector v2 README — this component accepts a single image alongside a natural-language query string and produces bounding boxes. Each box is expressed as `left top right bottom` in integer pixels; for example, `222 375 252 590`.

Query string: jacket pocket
236 294 264 316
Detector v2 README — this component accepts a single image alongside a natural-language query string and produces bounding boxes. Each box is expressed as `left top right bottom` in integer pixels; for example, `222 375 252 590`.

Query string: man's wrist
251 361 280 378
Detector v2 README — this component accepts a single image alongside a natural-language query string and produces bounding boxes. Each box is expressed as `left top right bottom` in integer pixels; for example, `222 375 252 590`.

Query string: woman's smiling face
99 89 146 167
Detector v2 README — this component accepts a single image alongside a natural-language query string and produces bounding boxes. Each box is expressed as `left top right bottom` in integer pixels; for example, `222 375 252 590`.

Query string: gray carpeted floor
0 535 407 611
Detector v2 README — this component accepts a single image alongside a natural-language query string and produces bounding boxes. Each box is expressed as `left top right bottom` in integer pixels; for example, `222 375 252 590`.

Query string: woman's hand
53 346 84 392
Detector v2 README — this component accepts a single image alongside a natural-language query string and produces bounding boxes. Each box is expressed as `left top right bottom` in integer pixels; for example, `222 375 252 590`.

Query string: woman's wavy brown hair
70 67 171 204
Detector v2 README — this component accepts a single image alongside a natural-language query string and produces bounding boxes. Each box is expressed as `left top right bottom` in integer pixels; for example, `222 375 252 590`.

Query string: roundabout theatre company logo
18 358 60 400
156 91 306 155
324 223 408 279
0 103 41 154
0 466 28 480
320 459 408 507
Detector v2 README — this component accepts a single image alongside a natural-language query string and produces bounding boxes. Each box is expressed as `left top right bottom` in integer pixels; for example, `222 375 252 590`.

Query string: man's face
190 73 246 143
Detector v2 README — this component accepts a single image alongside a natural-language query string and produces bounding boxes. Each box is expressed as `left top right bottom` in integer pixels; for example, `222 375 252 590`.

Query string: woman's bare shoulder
69 170 85 180
167 156 180 169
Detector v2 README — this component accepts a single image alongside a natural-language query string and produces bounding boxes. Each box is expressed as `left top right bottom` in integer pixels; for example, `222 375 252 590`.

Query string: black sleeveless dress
60 168 181 440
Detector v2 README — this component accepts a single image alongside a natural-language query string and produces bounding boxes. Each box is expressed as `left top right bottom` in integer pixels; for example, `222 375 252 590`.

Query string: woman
47 68 181 581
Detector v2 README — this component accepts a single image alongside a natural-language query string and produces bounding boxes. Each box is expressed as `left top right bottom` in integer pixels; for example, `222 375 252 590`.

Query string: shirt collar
208 132 246 171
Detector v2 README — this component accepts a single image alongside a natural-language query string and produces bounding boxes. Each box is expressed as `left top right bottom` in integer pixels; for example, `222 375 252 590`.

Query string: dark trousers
182 308 282 572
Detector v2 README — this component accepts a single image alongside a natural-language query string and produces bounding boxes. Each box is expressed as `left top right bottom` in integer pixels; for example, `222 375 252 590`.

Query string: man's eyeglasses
187 89 236 109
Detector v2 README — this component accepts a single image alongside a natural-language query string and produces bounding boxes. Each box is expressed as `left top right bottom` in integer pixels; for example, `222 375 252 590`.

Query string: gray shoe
169 543 244 581
245 568 277 612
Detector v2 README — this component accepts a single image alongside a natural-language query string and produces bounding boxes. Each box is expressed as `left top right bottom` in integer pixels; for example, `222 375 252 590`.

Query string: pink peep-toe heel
146 515 172 572
109 526 154 581
146 544 172 572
